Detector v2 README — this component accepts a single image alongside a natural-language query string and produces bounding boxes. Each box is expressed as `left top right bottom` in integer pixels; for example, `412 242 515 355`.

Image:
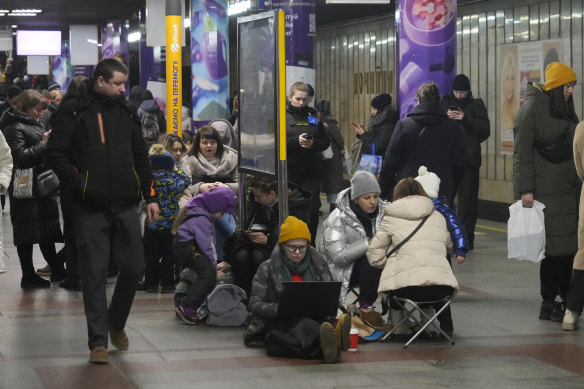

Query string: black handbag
36 169 60 198
535 129 573 163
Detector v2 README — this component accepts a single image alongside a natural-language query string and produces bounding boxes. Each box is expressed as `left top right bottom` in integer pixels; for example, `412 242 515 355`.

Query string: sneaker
36 264 51 276
176 302 200 325
89 346 109 364
21 273 51 289
109 324 129 350
50 266 66 282
320 322 338 364
551 301 567 323
0 257 5 274
539 301 555 320
562 309 580 331
335 314 351 351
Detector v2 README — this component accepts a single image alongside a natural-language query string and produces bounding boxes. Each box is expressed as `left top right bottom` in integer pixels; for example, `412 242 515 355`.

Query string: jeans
214 213 236 261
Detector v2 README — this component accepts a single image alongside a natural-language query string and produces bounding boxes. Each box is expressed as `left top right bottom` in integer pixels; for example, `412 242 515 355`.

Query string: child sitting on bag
172 187 237 324
415 165 467 336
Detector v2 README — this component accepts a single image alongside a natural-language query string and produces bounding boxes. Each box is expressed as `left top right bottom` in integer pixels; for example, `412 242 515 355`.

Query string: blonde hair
501 52 518 130
288 82 309 98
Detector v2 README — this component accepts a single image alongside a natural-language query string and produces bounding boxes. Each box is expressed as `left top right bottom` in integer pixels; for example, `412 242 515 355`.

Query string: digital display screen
17 30 62 56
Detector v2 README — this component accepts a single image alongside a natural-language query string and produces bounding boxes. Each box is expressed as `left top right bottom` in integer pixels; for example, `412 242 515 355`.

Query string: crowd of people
2 55 584 366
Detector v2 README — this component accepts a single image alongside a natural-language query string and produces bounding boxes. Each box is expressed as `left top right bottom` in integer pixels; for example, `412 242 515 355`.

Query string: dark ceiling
0 0 393 32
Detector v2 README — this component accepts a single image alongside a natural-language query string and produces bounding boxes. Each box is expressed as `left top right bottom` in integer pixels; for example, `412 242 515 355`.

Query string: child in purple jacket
172 187 237 324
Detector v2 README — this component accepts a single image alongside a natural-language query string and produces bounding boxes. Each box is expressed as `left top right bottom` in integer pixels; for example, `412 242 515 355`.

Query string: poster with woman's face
500 45 518 154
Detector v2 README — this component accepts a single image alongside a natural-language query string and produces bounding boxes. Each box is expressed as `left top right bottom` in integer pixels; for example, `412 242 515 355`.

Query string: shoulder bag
385 214 430 258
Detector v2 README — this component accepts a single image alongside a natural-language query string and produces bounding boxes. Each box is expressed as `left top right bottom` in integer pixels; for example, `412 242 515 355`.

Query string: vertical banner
499 39 562 154
191 0 229 125
397 0 456 118
269 0 316 97
101 21 130 95
52 42 74 91
166 0 182 137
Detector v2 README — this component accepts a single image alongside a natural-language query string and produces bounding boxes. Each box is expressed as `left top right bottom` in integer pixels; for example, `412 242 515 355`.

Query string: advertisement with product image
191 0 230 124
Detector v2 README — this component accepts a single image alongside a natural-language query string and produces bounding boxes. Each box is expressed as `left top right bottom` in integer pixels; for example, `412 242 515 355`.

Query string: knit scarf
281 250 317 282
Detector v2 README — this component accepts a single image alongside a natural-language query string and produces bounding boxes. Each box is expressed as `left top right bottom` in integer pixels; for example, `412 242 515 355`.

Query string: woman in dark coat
0 89 64 288
315 99 348 211
352 93 399 158
513 62 580 322
378 82 468 204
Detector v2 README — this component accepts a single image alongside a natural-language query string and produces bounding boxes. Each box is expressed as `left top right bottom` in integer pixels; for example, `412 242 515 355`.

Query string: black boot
550 301 567 322
21 273 51 289
539 300 555 320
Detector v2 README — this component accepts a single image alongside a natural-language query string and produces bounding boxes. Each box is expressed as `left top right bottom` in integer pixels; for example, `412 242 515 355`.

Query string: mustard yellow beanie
545 62 577 91
278 216 311 244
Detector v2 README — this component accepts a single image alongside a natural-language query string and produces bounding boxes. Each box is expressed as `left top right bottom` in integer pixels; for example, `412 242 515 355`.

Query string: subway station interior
2 0 584 388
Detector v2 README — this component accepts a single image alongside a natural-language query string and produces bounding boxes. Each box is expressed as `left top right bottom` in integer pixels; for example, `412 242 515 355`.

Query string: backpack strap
385 214 430 259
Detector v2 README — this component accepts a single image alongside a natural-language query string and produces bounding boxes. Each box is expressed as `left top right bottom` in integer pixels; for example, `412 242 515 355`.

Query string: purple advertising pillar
102 21 131 96
397 0 456 118
264 0 316 96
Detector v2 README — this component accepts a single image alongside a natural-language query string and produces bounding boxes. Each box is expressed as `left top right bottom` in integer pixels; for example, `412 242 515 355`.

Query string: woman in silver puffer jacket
318 171 387 308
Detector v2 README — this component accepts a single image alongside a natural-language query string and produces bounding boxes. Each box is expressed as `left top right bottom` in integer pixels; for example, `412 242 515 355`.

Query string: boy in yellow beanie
244 216 351 364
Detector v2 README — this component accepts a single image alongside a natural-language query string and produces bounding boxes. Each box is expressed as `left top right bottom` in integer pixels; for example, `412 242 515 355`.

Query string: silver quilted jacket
317 187 387 306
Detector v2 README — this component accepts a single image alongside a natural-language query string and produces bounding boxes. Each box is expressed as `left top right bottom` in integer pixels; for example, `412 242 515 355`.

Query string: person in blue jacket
415 165 467 336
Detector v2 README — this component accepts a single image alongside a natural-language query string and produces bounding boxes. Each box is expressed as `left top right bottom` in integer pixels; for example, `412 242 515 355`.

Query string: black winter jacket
47 80 156 213
441 92 490 166
378 102 468 204
358 104 399 157
0 108 63 245
286 104 330 184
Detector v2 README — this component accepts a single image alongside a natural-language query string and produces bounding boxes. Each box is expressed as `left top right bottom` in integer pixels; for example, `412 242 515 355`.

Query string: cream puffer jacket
317 187 387 305
367 195 458 294
0 131 13 194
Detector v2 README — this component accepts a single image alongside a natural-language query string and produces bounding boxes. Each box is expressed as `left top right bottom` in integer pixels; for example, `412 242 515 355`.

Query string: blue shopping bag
357 142 382 176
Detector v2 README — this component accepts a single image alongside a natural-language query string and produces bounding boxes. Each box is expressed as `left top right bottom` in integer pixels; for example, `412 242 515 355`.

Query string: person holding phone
352 93 399 160
441 74 490 250
286 82 330 243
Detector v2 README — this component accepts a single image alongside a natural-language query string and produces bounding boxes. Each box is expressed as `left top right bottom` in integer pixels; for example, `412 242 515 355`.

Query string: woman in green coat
513 62 580 323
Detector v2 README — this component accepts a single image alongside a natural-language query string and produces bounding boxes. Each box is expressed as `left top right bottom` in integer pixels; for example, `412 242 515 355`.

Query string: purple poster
74 65 94 79
191 0 230 124
269 0 315 68
398 0 456 118
52 42 74 91
102 21 130 95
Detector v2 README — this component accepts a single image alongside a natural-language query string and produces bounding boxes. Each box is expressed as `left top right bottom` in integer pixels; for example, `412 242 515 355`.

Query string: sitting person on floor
244 216 351 364
367 178 459 340
172 187 237 324
318 171 387 310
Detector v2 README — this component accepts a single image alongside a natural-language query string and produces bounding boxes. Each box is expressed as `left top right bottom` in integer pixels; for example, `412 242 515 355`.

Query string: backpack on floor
206 284 248 327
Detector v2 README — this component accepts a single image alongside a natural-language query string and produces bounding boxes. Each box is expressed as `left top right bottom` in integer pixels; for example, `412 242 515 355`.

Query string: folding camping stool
380 295 455 349
338 285 360 313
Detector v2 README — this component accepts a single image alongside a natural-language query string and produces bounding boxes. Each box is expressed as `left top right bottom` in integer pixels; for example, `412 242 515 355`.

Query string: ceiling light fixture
13 9 42 13
8 13 38 17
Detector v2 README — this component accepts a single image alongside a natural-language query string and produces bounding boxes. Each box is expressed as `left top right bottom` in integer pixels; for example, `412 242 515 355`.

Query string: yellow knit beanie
545 62 577 91
278 216 311 244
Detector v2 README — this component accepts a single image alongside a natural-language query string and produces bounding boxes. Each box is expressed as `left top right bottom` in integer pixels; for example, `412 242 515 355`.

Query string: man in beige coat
564 122 584 330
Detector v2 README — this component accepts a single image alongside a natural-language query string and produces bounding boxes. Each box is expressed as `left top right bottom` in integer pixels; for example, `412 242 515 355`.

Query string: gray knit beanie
350 171 381 200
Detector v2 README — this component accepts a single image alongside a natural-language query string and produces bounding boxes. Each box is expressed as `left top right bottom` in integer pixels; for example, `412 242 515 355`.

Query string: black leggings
183 254 216 309
567 269 584 313
17 243 58 276
348 256 382 306
540 255 574 302
231 248 268 297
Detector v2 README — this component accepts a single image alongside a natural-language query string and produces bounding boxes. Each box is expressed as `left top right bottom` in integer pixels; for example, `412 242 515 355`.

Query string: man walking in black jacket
46 58 159 364
441 74 490 250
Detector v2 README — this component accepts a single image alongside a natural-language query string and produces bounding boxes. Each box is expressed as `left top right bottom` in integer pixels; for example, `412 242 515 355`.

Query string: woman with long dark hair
514 62 580 323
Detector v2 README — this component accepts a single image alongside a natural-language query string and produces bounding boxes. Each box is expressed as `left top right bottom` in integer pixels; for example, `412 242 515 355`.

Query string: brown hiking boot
335 314 351 351
109 325 129 350
320 322 338 364
89 346 109 364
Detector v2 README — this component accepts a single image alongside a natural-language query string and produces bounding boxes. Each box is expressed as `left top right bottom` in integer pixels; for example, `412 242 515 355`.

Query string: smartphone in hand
303 135 314 140
351 121 360 128
448 105 460 111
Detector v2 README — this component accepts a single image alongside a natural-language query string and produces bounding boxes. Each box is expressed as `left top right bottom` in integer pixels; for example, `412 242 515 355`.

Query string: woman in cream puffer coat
367 180 458 296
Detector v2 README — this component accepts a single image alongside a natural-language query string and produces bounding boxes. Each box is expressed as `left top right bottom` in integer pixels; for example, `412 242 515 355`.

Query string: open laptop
277 281 342 318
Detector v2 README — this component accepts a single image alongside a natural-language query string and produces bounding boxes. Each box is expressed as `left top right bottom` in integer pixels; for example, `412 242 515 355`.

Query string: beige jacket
572 122 584 270
0 131 13 194
367 195 458 294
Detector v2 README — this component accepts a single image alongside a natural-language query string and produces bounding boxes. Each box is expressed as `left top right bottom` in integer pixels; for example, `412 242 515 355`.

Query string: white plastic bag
321 144 334 160
341 146 352 175
507 200 546 262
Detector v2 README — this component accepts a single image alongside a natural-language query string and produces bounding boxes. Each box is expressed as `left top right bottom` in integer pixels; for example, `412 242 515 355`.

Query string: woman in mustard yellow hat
513 62 580 323
243 216 350 364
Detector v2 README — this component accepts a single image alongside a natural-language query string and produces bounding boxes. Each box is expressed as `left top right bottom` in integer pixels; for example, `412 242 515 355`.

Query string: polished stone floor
1 204 584 389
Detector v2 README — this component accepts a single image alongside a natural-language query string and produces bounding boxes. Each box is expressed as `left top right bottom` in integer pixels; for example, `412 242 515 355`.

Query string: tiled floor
1 206 584 389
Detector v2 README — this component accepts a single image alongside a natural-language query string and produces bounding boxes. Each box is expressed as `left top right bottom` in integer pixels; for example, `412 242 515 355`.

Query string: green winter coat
513 82 580 257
